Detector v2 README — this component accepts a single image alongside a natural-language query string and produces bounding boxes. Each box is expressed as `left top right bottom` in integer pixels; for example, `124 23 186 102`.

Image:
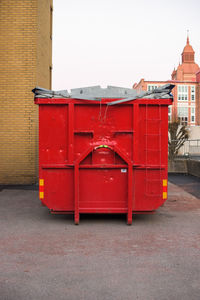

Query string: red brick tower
172 36 199 81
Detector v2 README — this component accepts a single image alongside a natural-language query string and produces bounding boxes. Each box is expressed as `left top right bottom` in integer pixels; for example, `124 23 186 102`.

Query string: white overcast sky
52 0 200 90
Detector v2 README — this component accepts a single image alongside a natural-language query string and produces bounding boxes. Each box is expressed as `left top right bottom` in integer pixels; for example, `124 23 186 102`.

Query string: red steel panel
36 97 172 224
79 168 128 210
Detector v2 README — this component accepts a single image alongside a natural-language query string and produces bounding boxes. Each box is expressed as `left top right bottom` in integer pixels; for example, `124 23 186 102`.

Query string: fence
170 139 200 158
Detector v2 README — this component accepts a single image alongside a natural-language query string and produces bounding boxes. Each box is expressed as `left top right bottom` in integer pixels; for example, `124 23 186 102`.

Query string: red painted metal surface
35 97 172 224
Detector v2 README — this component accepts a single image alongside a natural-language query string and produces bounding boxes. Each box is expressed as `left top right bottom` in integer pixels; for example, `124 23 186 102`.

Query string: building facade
133 36 200 126
0 0 53 184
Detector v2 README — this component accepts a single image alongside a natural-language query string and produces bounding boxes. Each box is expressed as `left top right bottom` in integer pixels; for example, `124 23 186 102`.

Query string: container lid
32 84 174 105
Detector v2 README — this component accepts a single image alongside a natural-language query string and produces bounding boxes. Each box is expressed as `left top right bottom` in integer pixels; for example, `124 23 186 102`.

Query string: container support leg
74 164 79 225
127 211 132 225
127 164 133 225
75 212 79 225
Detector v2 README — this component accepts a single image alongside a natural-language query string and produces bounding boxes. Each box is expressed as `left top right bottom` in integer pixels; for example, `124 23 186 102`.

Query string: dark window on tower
190 54 194 61
49 66 52 89
50 6 53 40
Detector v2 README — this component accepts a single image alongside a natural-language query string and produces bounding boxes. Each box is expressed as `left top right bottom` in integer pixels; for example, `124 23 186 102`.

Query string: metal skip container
33 84 174 225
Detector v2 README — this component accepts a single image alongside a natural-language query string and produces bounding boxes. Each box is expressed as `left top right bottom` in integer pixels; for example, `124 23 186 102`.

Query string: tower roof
181 35 195 64
177 62 199 74
171 34 199 80
182 36 194 55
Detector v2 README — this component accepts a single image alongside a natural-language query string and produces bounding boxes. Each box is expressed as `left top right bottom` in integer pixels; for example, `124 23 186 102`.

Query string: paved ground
0 175 200 300
169 173 200 199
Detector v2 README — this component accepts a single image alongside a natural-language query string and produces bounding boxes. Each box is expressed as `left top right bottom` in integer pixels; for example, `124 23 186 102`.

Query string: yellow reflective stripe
163 179 167 187
39 179 44 186
163 192 167 199
39 192 44 199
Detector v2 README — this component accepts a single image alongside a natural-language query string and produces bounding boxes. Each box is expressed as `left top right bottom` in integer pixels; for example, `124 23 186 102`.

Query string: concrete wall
168 158 200 178
168 160 188 173
187 159 200 177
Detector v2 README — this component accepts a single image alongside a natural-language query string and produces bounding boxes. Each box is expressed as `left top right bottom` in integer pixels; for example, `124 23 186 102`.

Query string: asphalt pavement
169 173 200 199
0 175 200 300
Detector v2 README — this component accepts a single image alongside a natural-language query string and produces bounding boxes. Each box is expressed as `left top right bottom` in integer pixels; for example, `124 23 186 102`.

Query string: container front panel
37 100 170 214
39 105 68 164
137 104 168 165
74 104 133 161
133 169 167 211
42 169 74 211
79 168 128 211
133 104 168 211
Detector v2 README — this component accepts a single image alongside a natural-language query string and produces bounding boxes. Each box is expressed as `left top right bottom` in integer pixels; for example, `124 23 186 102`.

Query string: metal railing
169 139 200 159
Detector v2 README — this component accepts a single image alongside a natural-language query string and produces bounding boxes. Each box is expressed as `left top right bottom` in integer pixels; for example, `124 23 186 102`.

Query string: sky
52 0 200 90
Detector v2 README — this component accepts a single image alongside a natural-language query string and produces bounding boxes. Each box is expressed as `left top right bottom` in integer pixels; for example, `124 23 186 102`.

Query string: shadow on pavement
168 174 200 199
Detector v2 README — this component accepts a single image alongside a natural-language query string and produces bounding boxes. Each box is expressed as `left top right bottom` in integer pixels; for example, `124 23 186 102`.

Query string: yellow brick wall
0 0 52 184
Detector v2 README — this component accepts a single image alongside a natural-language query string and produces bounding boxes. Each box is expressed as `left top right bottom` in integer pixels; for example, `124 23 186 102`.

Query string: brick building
0 0 53 184
133 36 200 126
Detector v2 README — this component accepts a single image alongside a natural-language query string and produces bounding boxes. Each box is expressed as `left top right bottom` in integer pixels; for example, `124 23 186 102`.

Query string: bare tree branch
168 120 189 160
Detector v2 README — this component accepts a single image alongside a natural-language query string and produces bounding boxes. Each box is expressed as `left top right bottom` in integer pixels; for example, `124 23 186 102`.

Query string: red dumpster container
34 85 173 224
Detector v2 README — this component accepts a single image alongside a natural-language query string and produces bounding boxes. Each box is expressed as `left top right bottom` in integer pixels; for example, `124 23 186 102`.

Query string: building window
147 85 158 91
49 66 52 89
191 86 195 101
50 6 53 40
191 107 195 123
168 106 171 122
178 106 188 125
178 85 188 101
